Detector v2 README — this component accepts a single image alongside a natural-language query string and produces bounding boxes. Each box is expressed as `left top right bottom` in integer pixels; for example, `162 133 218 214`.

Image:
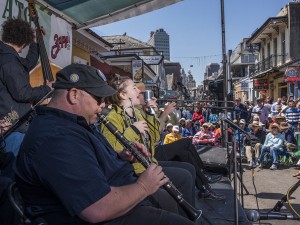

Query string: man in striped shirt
285 100 300 132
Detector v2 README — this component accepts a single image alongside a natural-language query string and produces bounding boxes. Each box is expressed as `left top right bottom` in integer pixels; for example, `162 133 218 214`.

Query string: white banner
0 0 72 68
49 16 72 68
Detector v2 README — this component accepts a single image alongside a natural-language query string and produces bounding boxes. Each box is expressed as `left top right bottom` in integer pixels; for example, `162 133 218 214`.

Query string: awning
38 0 182 29
247 16 288 44
249 68 277 80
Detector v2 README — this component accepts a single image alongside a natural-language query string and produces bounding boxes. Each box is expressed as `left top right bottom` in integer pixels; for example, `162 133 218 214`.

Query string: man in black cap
14 64 195 225
232 97 248 121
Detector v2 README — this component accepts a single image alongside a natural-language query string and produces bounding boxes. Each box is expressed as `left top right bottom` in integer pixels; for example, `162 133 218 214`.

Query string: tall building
205 63 220 79
147 28 170 60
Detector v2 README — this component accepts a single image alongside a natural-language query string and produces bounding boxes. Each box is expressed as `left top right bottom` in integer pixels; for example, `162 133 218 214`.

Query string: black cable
251 165 261 225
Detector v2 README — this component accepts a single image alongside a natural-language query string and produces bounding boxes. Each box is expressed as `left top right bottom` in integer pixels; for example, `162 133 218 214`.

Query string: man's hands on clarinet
119 141 168 195
119 142 151 163
137 164 169 195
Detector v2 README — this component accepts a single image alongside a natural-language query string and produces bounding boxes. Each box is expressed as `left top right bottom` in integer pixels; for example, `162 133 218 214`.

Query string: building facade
247 2 300 101
231 38 258 102
147 28 170 60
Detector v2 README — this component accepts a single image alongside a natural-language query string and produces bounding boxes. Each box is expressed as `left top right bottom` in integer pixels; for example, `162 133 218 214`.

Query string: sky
92 0 292 85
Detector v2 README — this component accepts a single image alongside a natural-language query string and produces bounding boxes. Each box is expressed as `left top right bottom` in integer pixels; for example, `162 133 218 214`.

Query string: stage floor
195 177 250 225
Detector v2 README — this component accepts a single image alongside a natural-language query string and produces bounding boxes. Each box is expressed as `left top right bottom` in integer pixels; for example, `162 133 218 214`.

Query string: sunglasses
92 95 105 106
80 89 105 106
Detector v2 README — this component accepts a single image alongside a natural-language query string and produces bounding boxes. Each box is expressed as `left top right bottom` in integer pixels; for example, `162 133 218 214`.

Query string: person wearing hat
267 114 285 132
232 98 248 121
244 121 266 167
159 123 173 145
164 125 183 144
192 123 216 145
166 123 174 132
252 98 269 125
234 119 250 157
14 64 195 225
280 122 297 152
257 123 284 170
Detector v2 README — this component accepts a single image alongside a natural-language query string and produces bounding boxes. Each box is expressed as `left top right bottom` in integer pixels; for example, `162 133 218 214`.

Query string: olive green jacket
100 105 160 174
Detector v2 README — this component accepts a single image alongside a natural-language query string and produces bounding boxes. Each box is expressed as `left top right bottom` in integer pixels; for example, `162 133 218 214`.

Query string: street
241 164 300 224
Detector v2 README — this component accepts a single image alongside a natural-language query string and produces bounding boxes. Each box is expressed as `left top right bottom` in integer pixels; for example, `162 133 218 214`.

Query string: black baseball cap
53 64 116 97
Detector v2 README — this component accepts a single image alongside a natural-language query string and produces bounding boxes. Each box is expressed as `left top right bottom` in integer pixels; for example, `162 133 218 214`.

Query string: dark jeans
109 205 196 225
155 138 209 190
160 161 196 207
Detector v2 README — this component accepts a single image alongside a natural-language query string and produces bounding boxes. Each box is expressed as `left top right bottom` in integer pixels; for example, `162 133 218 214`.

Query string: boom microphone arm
222 118 250 138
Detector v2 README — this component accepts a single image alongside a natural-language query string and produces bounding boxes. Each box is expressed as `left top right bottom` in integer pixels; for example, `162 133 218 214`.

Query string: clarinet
98 114 202 221
124 98 152 163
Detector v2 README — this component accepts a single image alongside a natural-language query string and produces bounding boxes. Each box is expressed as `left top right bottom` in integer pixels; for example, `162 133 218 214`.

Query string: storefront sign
285 67 300 82
132 60 143 82
139 55 163 65
253 79 268 90
241 82 249 91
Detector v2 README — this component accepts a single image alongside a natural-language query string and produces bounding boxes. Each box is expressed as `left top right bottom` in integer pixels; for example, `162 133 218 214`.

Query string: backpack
261 151 273 169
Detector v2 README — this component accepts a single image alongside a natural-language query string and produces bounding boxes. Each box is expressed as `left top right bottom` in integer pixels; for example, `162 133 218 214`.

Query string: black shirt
15 106 140 224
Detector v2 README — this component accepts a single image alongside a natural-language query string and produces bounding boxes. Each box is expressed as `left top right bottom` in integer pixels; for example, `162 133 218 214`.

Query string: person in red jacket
192 107 203 123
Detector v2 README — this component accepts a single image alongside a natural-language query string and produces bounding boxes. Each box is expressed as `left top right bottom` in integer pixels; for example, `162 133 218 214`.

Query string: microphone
247 210 298 222
144 90 156 115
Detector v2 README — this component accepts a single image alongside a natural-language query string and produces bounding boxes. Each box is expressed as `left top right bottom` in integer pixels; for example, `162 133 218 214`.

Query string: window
281 31 286 64
273 37 277 66
267 43 271 69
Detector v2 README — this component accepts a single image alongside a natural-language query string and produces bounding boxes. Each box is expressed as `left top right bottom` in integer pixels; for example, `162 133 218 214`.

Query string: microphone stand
223 118 251 225
272 179 300 212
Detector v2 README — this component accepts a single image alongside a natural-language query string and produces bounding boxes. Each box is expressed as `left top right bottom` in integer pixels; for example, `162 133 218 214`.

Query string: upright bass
2 1 59 138
28 0 60 87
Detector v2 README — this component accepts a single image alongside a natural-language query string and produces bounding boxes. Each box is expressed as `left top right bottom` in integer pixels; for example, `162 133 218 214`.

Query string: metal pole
221 1 238 224
220 0 228 146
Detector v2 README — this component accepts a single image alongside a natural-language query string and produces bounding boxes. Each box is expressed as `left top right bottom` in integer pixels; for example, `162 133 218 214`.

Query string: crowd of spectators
158 96 300 171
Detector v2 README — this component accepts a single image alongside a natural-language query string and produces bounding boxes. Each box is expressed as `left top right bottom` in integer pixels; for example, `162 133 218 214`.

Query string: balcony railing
249 54 286 76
